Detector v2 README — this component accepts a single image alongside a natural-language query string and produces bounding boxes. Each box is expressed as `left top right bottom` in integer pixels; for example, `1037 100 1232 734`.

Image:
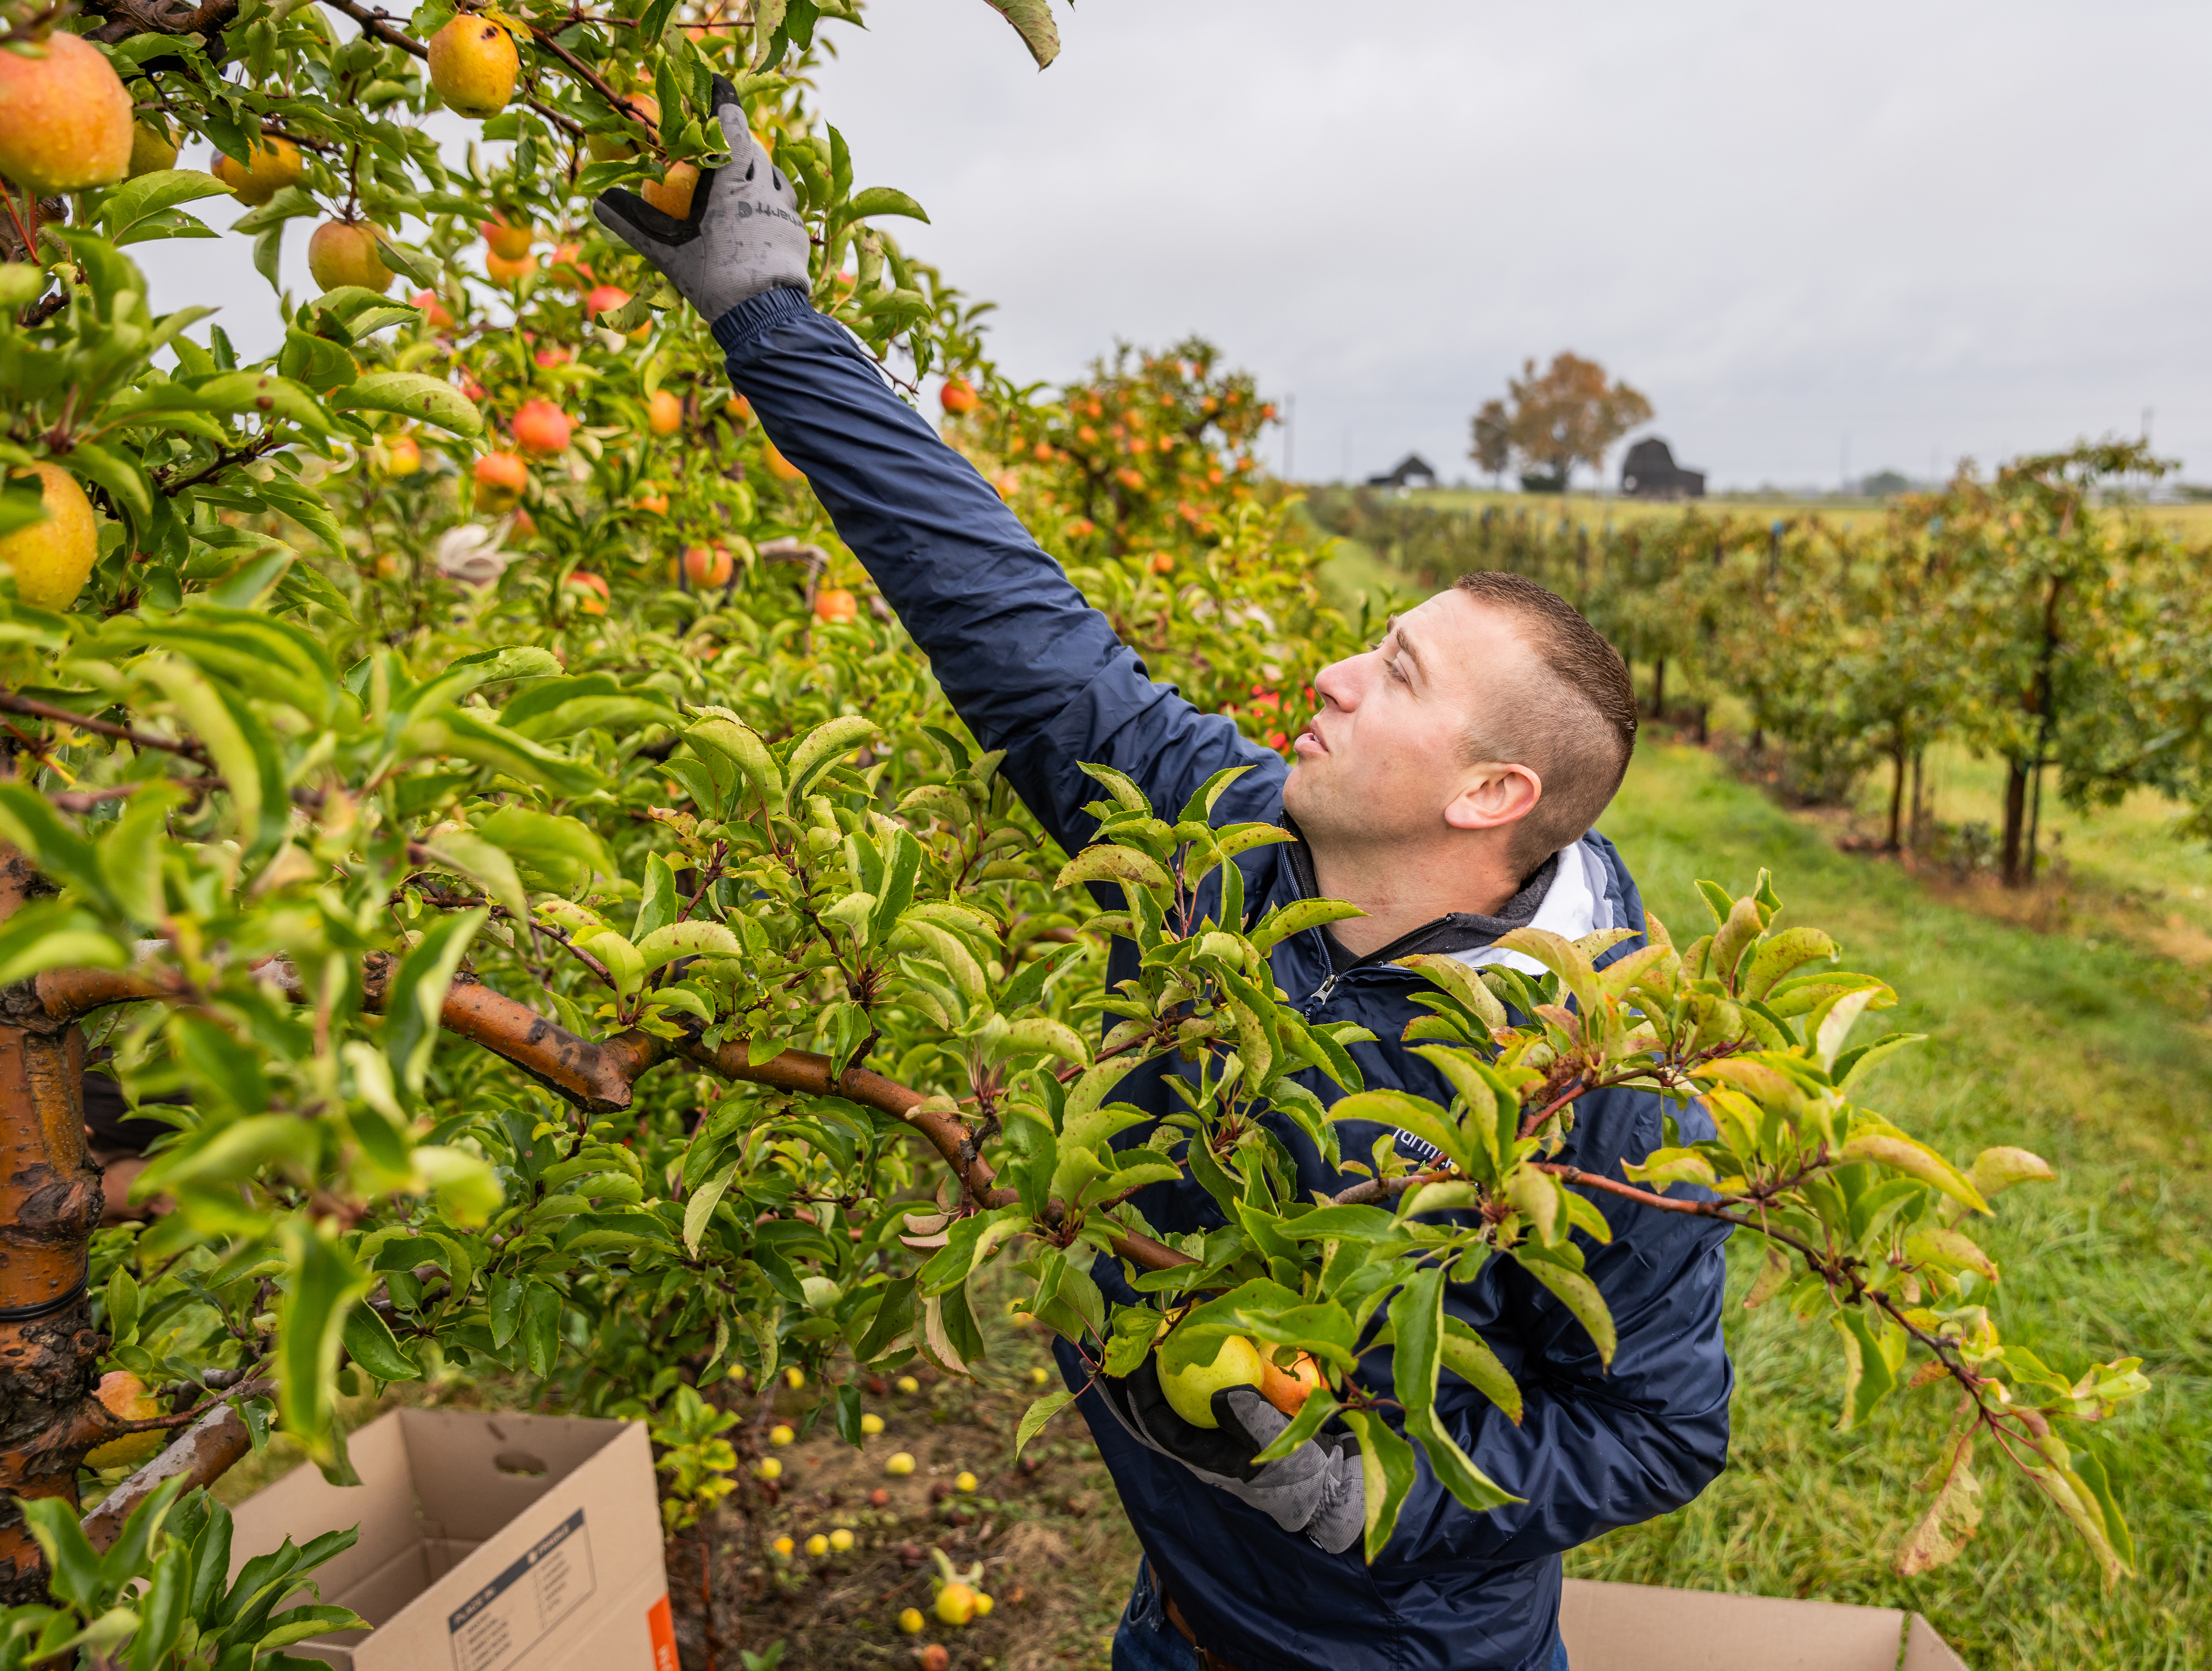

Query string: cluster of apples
1156 1330 1322 1430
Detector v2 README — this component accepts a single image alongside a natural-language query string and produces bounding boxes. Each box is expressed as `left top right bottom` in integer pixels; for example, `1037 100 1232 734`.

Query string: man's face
1283 590 1536 849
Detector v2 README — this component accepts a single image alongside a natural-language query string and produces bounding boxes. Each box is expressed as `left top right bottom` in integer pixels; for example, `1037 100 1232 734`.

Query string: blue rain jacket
715 287 1733 1671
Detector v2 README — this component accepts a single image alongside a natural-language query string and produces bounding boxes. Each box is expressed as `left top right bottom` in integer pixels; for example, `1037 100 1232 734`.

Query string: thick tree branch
80 1394 262 1552
82 0 238 44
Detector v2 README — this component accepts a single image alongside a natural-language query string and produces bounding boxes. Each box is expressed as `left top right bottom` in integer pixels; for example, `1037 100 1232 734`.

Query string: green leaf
635 920 740 970
1278 1203 1401 1242
1387 1263 1448 1418
1438 1315 1522 1423
402 709 604 796
186 369 333 436
1837 1128 1989 1215
1491 925 1599 1013
97 168 237 240
419 832 528 920
1740 926 1837 1001
1057 843 1172 894
384 908 486 1101
1014 1387 1074 1459
1400 953 1510 1033
1340 1408 1417 1563
20 1495 106 1609
682 1160 738 1256
474 806 613 892
1326 1090 1470 1177
1406 1404 1520 1514
1512 1250 1617 1367
1832 1306 1905 1431
853 1276 915 1361
633 851 679 941
277 1222 371 1483
1248 896 1366 954
685 717 783 814
845 185 929 222
332 372 484 438
373 231 441 288
785 714 878 803
981 0 1060 67
340 1303 422 1383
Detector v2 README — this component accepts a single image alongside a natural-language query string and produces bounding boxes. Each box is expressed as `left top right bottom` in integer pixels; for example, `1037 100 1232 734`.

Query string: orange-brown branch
40 959 1196 1274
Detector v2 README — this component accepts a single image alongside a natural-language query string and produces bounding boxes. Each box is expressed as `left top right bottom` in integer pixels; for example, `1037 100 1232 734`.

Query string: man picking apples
599 84 1730 1671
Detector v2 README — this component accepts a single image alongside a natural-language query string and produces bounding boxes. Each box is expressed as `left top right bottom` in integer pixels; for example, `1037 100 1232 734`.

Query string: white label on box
445 1507 597 1671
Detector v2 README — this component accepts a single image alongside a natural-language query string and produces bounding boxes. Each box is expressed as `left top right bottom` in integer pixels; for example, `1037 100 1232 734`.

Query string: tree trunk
0 847 105 1602
1909 748 1926 853
1886 746 1906 852
2001 758 2032 887
1650 658 1666 720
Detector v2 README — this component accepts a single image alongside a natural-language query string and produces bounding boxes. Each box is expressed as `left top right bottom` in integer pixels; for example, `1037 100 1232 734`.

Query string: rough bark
0 849 105 1603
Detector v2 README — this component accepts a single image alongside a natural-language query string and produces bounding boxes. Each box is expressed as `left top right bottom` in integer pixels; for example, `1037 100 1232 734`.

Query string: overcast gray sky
149 0 2209 491
808 0 2211 490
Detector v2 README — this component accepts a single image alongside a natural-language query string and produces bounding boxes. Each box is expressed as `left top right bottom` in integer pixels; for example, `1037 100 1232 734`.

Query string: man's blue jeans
1110 1560 1571 1671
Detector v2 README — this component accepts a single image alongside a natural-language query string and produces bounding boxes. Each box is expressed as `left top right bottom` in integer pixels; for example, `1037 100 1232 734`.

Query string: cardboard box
226 1408 675 1671
1561 1577 1970 1670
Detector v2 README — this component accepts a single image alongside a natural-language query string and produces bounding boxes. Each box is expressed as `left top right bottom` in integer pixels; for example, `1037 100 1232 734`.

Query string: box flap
1903 1613 1972 1671
396 1409 630 1543
224 1411 420 1603
1560 1578 1916 1670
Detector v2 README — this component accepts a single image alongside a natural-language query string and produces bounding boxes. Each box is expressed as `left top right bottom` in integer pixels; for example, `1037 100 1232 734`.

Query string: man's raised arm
595 80 1279 852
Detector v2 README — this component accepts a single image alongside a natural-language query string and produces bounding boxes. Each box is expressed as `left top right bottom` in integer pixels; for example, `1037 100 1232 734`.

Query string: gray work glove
591 75 810 327
1094 1357 1365 1556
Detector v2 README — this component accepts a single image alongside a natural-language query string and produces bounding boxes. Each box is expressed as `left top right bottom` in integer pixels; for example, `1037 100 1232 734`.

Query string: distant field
1319 487 2212 541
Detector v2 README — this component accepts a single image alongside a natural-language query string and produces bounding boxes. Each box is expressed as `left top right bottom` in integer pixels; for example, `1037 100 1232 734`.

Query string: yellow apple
127 119 179 178
427 17 519 119
307 220 392 295
211 137 303 207
1159 1333 1266 1430
0 32 132 195
0 462 98 612
641 161 699 218
84 1371 164 1470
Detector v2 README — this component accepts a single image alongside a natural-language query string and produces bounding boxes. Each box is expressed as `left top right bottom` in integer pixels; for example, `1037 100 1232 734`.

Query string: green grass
1578 745 2212 1668
1846 743 2212 960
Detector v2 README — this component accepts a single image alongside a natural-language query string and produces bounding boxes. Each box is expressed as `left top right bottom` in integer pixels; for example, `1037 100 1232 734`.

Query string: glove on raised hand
591 75 810 326
1093 1355 1365 1556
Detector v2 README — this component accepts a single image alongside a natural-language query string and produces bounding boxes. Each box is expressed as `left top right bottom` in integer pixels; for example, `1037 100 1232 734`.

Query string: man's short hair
1451 570 1637 871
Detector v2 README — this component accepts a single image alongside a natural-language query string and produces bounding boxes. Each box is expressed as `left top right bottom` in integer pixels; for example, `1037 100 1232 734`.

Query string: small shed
1620 438 1705 500
1366 453 1438 490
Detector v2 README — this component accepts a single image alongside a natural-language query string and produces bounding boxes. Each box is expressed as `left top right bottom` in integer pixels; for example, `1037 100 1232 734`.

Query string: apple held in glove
1093 1325 1363 1554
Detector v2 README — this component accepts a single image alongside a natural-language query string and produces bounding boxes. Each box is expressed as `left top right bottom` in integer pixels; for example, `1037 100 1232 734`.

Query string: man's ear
1444 762 1541 833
